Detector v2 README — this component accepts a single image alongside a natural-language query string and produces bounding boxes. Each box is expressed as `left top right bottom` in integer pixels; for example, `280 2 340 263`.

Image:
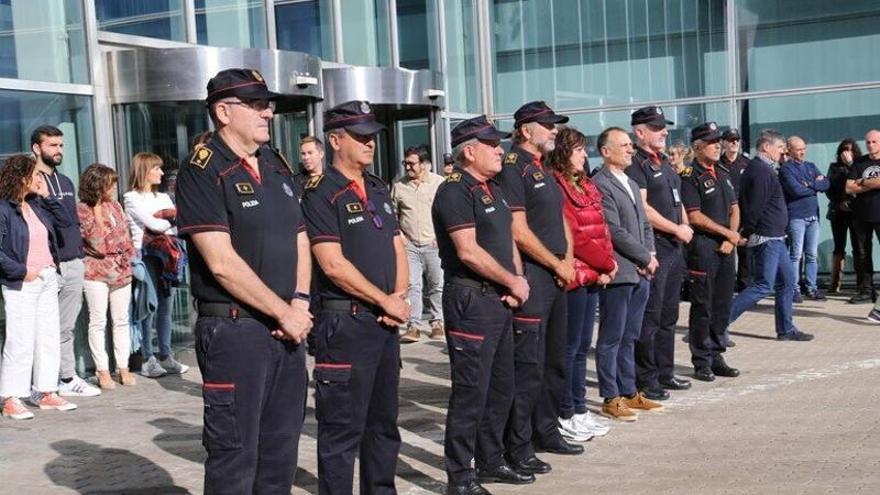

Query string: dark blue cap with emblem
691 122 723 143
450 115 511 147
323 100 386 136
631 105 674 127
206 68 280 105
513 101 569 128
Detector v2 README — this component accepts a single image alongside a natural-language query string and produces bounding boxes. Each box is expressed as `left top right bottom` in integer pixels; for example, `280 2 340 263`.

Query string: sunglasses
365 199 383 229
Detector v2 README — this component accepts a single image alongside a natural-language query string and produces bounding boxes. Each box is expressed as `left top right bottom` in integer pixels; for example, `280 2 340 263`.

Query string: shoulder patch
272 147 294 174
505 152 518 165
305 174 324 190
679 166 693 178
447 171 462 182
190 147 213 169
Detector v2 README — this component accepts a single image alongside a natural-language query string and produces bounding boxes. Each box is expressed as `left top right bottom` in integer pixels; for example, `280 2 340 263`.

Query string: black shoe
447 480 491 495
509 455 552 475
711 360 740 378
805 289 827 301
476 464 535 485
849 292 874 304
778 330 814 342
639 386 670 401
694 367 716 382
792 292 803 304
726 339 736 348
536 439 585 456
659 376 692 390
682 334 690 343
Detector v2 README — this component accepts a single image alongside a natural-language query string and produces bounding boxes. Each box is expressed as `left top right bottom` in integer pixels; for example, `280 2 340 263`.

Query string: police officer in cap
498 101 583 473
176 68 312 493
720 128 751 295
680 122 741 382
434 116 532 494
628 106 694 399
301 100 410 495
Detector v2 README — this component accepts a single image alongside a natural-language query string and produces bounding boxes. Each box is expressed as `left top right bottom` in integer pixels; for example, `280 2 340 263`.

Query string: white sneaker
574 411 610 437
141 356 168 378
159 356 190 375
866 309 880 324
58 376 101 397
558 416 594 442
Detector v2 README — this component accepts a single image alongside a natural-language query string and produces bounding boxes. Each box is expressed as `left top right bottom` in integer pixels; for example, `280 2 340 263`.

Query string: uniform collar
209 133 263 163
635 145 664 166
510 145 537 165
326 164 383 195
691 159 718 178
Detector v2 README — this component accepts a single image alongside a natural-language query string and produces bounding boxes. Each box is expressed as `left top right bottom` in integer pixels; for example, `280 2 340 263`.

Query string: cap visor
346 121 386 136
476 128 511 142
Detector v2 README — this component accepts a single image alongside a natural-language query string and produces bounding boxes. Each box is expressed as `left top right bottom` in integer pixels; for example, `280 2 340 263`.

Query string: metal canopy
322 66 444 109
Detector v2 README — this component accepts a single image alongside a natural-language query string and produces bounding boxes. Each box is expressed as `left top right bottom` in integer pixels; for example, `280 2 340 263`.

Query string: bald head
866 129 880 159
787 136 806 162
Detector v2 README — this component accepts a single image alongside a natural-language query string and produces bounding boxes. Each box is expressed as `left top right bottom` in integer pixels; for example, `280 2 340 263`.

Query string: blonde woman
78 164 137 389
123 152 188 378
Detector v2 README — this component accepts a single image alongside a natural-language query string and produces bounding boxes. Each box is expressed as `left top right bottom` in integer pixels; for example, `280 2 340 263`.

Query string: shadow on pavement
45 439 189 494
149 417 205 465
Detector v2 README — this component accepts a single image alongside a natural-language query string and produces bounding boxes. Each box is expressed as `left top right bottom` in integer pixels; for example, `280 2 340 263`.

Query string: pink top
23 204 54 272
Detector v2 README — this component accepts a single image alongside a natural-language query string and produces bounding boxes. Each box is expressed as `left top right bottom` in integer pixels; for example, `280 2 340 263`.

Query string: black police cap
513 101 569 128
450 115 511 147
691 122 723 143
323 100 386 135
722 128 741 141
206 68 280 105
631 106 674 127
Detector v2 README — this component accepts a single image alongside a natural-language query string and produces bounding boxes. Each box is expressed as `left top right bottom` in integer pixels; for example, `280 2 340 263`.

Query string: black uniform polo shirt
681 160 738 234
628 146 683 249
719 153 749 196
432 168 515 280
847 155 880 223
496 145 567 257
301 164 400 300
176 134 304 306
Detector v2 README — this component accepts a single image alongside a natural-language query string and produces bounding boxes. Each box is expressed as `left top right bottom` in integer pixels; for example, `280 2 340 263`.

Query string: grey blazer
592 166 655 285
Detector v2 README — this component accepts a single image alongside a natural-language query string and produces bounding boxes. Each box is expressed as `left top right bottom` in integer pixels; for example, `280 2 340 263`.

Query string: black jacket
0 196 71 289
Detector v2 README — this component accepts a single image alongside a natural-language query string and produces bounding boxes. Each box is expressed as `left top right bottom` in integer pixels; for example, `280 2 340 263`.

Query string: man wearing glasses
392 144 446 343
176 68 313 493
301 100 410 495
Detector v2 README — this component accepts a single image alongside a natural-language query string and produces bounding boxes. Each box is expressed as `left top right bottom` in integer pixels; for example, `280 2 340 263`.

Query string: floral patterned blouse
78 201 135 287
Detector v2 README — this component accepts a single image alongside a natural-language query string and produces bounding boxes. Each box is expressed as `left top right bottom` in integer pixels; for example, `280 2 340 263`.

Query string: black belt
321 298 382 316
197 301 261 319
447 276 503 295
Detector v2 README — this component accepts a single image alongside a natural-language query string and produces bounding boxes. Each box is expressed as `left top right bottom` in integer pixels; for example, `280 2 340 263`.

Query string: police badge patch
235 182 255 195
190 147 213 169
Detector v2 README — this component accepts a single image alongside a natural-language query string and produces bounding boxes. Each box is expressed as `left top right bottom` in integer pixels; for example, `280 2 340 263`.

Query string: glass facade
195 0 268 48
396 0 439 70
340 0 392 66
275 0 334 59
95 0 186 41
0 0 89 84
443 0 481 113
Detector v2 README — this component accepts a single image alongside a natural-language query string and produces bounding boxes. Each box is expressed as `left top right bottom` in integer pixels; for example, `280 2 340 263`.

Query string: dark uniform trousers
636 240 684 388
313 307 401 495
443 282 514 484
687 235 735 368
195 315 307 495
505 259 567 462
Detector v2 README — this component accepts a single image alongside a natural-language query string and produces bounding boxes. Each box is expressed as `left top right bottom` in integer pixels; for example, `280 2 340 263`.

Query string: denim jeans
560 285 599 418
405 242 443 328
596 280 650 399
787 216 820 294
729 239 798 337
141 255 174 359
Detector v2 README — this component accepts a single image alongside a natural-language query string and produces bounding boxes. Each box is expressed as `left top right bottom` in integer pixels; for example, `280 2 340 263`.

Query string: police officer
300 100 410 495
434 116 532 494
498 101 582 472
720 128 751 297
628 106 694 400
680 122 741 382
176 68 312 494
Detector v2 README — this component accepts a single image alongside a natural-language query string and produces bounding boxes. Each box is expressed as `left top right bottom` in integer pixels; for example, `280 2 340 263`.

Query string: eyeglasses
221 99 276 112
402 160 420 167
365 199 383 229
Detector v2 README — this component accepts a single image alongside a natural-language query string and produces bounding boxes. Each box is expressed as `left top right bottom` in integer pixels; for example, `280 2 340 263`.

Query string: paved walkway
2 295 880 494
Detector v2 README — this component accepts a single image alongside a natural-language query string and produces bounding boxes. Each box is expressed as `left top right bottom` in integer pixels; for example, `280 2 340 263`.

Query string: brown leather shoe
118 368 137 386
601 397 637 422
96 370 115 390
429 321 445 340
624 391 664 412
400 325 420 343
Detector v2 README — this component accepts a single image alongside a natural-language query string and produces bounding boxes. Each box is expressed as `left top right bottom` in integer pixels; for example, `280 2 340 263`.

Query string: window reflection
195 0 267 49
95 0 186 41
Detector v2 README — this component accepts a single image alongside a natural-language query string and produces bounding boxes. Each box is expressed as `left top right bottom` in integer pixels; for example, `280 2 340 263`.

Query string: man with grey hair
728 129 814 342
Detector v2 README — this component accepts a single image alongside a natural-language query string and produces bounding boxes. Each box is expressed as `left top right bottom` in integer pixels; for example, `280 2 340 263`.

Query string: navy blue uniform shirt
301 165 400 300
176 134 305 307
719 153 749 196
680 161 738 234
496 145 567 258
627 146 683 249
432 168 515 281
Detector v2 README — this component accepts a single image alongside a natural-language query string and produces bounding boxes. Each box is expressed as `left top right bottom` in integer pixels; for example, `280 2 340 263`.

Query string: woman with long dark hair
0 155 77 419
546 127 617 441
825 138 863 292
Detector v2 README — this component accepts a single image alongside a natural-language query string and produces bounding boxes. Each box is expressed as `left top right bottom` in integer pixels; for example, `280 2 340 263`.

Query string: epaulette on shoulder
679 166 693 178
305 174 324 190
272 147 294 174
189 146 213 170
446 171 462 182
505 152 518 165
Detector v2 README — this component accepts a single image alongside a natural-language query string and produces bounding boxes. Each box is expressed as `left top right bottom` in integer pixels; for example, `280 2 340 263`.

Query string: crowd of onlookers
0 126 191 420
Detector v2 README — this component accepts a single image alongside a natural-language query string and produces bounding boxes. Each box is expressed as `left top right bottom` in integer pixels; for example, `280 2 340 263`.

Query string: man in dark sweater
728 129 814 342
